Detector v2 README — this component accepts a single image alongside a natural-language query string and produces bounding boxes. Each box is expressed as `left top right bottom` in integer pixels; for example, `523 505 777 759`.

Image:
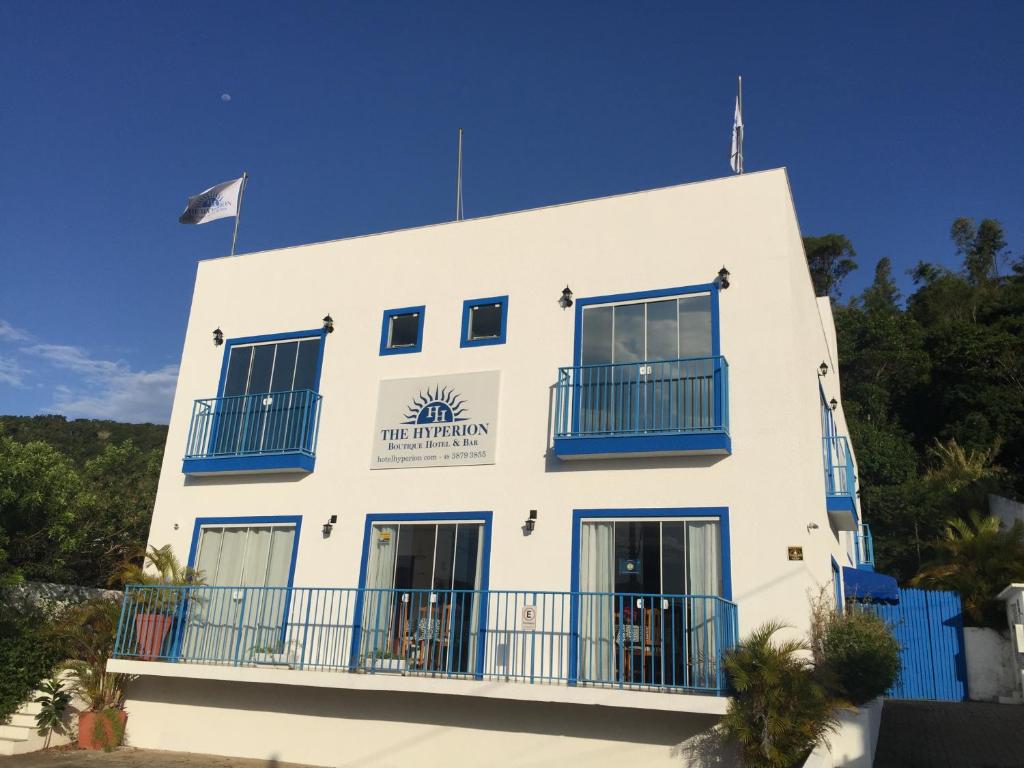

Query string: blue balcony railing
114 585 739 696
823 435 858 528
553 356 730 458
856 524 875 571
182 389 322 474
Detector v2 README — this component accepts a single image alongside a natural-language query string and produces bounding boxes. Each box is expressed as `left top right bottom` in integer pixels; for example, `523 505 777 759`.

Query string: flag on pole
730 78 743 174
178 177 245 225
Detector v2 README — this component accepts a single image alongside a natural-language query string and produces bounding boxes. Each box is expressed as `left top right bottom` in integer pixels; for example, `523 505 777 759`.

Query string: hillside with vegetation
809 218 1024 624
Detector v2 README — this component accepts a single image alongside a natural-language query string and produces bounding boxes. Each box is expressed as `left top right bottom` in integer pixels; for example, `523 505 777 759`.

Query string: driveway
0 748 317 768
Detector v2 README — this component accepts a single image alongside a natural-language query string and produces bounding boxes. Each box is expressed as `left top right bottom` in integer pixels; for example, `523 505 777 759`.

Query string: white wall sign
371 371 500 470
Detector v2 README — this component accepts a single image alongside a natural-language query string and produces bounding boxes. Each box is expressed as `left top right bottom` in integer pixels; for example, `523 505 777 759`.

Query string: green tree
803 234 858 299
951 217 1009 285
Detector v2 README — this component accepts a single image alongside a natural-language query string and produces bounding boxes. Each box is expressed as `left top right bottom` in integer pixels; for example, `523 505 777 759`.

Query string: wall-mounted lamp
818 361 829 377
806 522 820 532
829 398 838 411
213 328 224 346
322 314 334 334
717 266 731 290
322 514 337 536
559 286 573 310
525 509 538 533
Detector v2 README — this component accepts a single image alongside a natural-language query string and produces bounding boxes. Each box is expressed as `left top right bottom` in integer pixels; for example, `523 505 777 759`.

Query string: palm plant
51 598 126 711
911 511 1024 627
117 544 204 614
720 621 839 768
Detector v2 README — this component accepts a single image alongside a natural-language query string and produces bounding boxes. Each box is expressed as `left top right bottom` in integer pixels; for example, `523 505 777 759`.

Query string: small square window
461 296 508 348
389 313 421 348
380 306 425 355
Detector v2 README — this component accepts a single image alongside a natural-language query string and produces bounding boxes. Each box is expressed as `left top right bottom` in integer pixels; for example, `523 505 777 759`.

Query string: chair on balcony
401 603 452 672
614 605 662 684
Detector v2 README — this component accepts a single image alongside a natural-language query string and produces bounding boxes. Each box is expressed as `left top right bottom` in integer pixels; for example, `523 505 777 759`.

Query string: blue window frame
831 556 843 611
567 507 733 687
216 329 327 399
350 511 493 676
460 295 508 348
379 306 426 355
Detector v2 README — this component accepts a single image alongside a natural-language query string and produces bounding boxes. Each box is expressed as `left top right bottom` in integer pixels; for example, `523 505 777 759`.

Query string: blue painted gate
862 588 967 701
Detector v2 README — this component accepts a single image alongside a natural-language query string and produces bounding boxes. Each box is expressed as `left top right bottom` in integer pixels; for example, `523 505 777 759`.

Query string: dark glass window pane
468 304 502 340
614 521 660 594
613 303 644 363
452 524 481 590
679 294 712 358
224 347 253 396
581 306 613 365
248 345 275 395
433 525 457 590
389 313 420 348
646 300 678 361
661 522 687 594
270 342 298 392
293 339 321 391
393 524 437 591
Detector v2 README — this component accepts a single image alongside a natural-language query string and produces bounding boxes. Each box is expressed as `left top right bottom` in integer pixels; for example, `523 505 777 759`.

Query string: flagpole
230 171 249 256
455 128 464 221
737 76 744 175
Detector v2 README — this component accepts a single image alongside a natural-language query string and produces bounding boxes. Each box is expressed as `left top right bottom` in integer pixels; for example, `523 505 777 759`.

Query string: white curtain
687 521 721 686
578 521 614 683
360 524 398 664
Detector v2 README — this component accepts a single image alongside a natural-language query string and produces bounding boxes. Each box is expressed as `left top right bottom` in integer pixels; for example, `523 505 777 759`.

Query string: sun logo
402 386 469 425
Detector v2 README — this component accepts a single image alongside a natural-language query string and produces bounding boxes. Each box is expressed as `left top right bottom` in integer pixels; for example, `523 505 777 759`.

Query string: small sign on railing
520 605 537 631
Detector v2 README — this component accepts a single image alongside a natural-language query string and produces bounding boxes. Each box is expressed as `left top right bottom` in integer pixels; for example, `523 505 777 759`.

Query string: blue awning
842 566 899 604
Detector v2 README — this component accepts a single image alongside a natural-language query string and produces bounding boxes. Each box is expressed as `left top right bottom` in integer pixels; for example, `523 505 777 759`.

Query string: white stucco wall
964 627 1017 702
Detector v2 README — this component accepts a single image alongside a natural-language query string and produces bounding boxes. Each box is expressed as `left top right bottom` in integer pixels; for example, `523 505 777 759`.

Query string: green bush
721 621 839 768
819 609 901 705
0 597 64 722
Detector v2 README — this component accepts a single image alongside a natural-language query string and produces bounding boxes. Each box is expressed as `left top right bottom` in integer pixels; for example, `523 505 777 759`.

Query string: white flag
179 177 244 225
730 95 743 173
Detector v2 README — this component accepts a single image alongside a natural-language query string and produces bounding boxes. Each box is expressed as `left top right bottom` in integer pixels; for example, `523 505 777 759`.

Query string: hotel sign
371 371 500 469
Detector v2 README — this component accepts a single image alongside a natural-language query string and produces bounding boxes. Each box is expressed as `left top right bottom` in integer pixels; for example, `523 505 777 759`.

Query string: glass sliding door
577 517 723 688
577 293 714 435
180 523 297 663
214 336 322 455
360 521 483 675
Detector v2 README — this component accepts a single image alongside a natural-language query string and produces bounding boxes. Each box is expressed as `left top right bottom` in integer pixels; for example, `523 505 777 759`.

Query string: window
580 292 711 365
380 306 425 355
460 296 508 347
223 337 321 397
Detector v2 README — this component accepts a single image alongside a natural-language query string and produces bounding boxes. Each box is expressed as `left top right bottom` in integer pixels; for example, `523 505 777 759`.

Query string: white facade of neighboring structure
109 169 865 767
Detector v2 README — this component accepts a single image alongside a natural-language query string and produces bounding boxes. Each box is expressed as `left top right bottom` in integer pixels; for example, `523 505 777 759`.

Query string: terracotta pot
78 709 127 751
135 613 173 660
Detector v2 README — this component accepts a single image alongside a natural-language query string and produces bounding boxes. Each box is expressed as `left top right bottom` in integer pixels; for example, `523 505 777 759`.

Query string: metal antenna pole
737 77 744 175
230 172 249 256
456 129 464 221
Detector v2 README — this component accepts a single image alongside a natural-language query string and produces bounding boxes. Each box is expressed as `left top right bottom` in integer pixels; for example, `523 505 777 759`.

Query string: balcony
824 435 858 530
181 389 322 476
855 524 875 571
111 585 738 702
552 356 731 459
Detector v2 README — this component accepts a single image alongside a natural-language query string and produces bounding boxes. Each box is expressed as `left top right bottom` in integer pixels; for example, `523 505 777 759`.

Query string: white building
108 168 875 767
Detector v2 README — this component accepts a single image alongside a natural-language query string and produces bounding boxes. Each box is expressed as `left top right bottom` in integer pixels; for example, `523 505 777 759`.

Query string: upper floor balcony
824 435 858 530
110 584 738 706
552 356 731 459
181 389 322 476
855 524 875 571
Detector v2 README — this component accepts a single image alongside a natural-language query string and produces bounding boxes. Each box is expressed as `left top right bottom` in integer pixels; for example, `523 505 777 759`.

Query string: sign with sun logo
371 371 500 469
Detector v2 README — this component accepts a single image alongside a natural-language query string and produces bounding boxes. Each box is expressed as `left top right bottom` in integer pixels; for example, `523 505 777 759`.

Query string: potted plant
118 545 203 661
369 649 408 674
249 642 292 668
52 598 130 751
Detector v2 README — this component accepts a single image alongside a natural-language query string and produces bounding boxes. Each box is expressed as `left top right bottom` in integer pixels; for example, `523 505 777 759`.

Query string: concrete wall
124 676 720 768
965 627 1017 702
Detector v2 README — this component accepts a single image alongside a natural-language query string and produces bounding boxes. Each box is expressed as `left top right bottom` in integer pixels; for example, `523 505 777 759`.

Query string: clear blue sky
1 2 1022 423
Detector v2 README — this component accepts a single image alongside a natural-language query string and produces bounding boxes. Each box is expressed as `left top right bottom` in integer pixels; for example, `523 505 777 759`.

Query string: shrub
0 596 64 722
721 621 839 768
819 609 900 705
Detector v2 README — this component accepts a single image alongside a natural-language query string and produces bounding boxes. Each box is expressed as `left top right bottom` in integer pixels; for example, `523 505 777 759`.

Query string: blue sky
1 2 1022 423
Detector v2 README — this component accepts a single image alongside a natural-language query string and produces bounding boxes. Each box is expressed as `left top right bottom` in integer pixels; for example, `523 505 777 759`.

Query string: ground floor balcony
181 389 322 476
552 356 731 459
111 585 738 706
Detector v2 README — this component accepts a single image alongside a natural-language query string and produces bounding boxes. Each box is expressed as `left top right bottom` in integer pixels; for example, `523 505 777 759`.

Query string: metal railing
554 356 729 438
114 585 738 695
823 435 856 499
184 389 322 460
856 524 875 570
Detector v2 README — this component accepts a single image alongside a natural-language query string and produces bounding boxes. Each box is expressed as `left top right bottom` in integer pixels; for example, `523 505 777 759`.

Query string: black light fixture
213 328 224 346
717 266 731 290
829 397 838 411
322 314 334 333
559 286 573 310
819 361 829 377
525 509 538 533
322 514 337 536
